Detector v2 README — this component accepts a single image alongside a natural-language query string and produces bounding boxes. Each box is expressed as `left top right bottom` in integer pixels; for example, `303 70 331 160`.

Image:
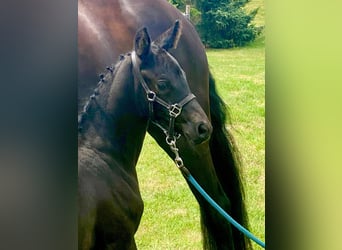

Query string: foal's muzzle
178 100 212 145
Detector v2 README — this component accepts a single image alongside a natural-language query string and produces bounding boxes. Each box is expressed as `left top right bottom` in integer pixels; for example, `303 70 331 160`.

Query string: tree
169 0 262 48
168 0 187 10
198 0 261 48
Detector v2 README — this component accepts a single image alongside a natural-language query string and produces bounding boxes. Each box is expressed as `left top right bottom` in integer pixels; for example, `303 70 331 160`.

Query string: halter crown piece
131 51 196 141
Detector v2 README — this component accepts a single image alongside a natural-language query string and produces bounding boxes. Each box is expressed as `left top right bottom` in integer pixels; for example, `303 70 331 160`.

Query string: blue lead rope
166 138 265 248
186 173 266 248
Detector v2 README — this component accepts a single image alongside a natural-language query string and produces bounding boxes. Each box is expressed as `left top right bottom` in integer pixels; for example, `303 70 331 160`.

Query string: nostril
197 122 211 138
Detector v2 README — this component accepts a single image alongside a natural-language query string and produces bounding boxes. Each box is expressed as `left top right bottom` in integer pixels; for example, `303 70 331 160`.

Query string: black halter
131 51 196 141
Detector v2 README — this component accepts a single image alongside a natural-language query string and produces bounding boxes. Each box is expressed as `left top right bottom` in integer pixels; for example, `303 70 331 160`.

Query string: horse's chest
78 149 144 234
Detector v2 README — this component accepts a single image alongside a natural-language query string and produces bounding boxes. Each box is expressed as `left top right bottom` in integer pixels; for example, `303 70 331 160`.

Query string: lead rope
167 137 266 248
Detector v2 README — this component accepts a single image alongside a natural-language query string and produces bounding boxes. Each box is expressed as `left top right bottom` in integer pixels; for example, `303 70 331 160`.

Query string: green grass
245 0 265 49
245 0 265 27
135 137 202 249
135 1 265 248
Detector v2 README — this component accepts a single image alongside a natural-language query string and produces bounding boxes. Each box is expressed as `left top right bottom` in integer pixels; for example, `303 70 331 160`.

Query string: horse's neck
79 58 148 169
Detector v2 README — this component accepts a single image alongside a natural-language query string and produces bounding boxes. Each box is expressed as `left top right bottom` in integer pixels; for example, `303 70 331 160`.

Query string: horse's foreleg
176 141 237 250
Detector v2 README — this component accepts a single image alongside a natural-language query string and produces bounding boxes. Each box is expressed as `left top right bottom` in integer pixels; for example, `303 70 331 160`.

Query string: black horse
78 0 251 249
78 22 212 249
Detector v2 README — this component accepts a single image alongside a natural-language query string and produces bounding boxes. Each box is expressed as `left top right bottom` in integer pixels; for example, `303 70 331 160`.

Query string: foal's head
132 21 212 145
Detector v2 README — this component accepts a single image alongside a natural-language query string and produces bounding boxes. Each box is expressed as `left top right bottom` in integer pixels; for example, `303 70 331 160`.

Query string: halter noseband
131 51 196 141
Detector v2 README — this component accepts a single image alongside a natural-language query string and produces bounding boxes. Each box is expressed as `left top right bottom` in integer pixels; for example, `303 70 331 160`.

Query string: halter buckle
147 91 156 102
169 104 182 117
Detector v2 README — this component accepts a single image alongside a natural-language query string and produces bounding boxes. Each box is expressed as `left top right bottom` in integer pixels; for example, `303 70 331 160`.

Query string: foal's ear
154 20 182 51
134 27 151 60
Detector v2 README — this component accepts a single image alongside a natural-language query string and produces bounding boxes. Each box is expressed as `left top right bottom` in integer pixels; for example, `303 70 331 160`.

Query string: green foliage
168 0 186 10
169 0 262 48
197 0 261 48
168 0 201 25
189 6 201 25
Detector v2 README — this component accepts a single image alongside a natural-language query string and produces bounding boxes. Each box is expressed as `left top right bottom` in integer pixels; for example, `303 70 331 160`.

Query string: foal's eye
157 79 170 92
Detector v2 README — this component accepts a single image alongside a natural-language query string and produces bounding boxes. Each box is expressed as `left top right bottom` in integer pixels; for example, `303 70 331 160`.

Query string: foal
78 21 212 250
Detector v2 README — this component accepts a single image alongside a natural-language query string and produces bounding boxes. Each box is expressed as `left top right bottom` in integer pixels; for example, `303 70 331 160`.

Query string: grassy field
135 0 265 248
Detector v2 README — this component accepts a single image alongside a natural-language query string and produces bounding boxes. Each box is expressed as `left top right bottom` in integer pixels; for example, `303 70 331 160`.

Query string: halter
131 51 196 141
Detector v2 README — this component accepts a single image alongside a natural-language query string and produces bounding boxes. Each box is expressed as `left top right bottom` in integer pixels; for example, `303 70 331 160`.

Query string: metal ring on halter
147 91 156 102
169 104 182 118
166 135 177 146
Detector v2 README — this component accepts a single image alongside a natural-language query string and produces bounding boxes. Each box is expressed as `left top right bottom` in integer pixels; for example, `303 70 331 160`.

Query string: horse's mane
78 54 129 132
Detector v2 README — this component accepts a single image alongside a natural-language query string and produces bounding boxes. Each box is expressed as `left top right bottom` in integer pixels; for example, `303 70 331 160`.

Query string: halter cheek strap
131 51 196 139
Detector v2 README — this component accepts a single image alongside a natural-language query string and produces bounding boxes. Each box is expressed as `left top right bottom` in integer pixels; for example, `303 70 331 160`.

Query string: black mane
78 54 129 132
